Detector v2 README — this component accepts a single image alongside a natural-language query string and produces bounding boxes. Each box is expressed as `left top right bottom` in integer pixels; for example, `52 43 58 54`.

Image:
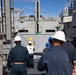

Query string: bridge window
46 30 55 32
18 30 28 33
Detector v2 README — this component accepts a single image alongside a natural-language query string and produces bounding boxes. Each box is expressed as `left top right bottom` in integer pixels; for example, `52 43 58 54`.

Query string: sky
12 0 67 17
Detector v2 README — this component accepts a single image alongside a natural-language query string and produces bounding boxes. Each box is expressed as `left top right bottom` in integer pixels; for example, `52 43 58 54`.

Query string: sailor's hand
43 48 46 52
72 66 76 75
72 69 76 75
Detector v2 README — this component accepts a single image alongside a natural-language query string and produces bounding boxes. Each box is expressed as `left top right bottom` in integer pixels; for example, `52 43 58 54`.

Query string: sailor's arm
72 60 76 75
7 50 13 69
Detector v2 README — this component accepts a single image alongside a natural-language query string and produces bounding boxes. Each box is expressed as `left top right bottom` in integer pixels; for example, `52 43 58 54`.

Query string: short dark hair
53 38 64 45
15 41 21 44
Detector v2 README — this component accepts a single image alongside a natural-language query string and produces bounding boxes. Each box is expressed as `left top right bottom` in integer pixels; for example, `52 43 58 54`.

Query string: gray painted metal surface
0 40 3 75
72 0 76 28
15 21 58 34
4 0 12 42
27 59 45 75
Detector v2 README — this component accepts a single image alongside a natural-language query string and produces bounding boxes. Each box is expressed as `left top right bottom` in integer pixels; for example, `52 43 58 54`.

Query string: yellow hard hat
28 38 33 41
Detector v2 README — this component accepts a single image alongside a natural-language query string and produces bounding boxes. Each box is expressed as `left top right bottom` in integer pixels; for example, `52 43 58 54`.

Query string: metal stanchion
0 42 3 75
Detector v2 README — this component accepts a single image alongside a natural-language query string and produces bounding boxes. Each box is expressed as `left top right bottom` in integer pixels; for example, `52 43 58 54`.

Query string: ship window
18 30 28 33
46 30 55 32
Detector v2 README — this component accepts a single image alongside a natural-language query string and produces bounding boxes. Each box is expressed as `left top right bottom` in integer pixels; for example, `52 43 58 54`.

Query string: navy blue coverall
62 42 76 74
37 46 72 75
62 42 76 63
7 44 30 75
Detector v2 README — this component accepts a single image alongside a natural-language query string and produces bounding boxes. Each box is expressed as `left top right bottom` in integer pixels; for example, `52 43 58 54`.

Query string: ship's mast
35 0 40 33
71 0 76 37
4 0 12 44
66 0 69 7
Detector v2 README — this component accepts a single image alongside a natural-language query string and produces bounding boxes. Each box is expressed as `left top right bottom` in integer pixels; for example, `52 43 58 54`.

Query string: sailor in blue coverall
7 36 30 75
42 37 53 64
37 31 72 75
62 41 76 74
72 37 76 49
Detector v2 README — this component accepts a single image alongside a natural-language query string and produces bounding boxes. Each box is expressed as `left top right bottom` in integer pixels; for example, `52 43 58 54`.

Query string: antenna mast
35 0 40 33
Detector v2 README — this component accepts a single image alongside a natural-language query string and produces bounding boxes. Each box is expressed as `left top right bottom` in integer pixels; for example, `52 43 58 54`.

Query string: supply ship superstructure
0 0 62 74
59 0 76 41
0 0 60 55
